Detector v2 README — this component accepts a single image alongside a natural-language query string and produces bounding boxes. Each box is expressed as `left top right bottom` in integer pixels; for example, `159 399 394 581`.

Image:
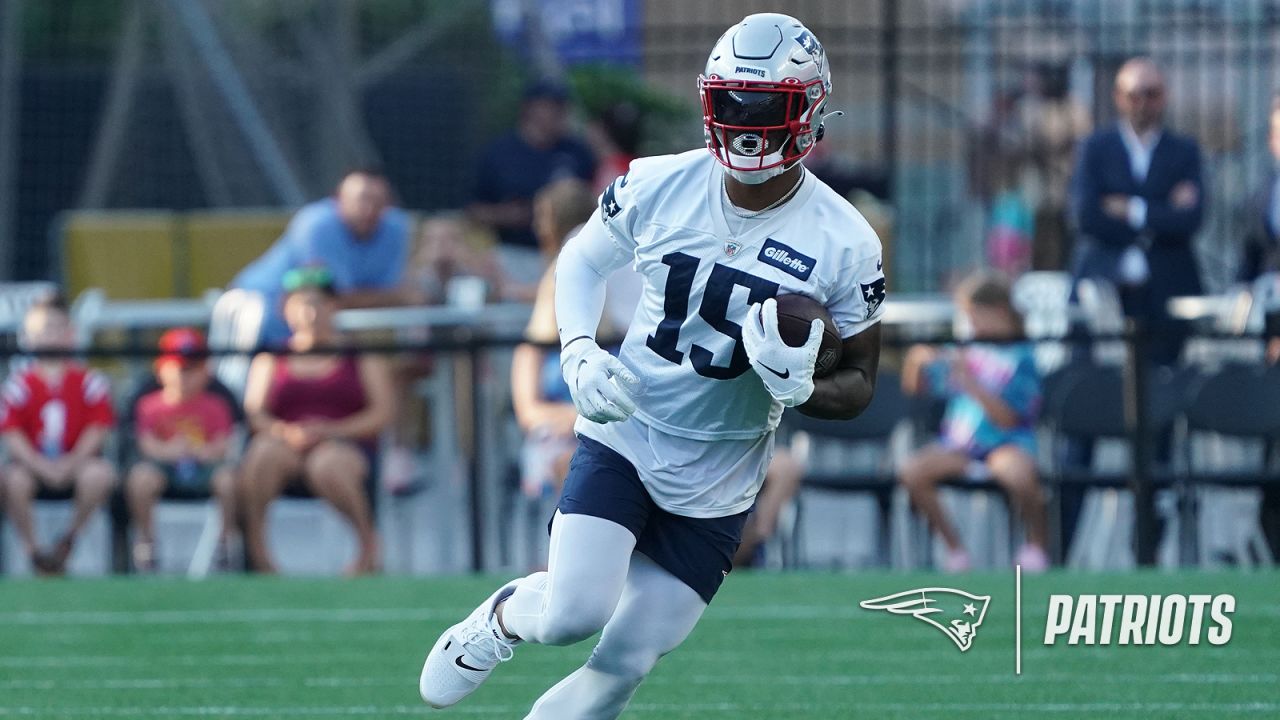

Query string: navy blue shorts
553 436 750 604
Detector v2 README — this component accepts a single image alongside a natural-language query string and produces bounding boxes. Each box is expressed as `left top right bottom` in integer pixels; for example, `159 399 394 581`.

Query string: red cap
156 328 208 369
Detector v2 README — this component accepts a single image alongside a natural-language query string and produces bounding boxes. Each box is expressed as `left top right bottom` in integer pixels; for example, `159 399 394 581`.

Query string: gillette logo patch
759 239 814 281
735 66 767 78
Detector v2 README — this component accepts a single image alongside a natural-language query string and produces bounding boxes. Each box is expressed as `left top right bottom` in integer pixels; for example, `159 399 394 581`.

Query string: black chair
785 371 911 567
1040 363 1187 565
1178 363 1280 565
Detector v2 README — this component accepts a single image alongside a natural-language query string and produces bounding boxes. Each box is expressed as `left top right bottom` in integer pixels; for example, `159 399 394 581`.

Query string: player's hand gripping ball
560 340 642 424
742 296 839 407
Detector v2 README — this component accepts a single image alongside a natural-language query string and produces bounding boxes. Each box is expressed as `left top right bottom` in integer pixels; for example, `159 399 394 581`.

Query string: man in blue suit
1071 57 1204 366
1238 96 1280 284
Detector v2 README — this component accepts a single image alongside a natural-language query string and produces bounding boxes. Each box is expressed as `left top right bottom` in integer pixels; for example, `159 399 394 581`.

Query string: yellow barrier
58 209 292 299
61 212 180 299
184 210 289 294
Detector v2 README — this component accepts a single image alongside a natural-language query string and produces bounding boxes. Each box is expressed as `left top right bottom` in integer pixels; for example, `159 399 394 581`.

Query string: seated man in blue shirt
233 167 411 345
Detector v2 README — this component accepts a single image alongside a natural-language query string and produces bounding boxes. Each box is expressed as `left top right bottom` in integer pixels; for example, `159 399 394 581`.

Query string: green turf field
1 570 1277 719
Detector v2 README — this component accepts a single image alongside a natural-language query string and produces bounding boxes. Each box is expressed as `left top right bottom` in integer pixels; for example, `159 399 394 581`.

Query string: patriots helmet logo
860 587 991 652
725 240 742 257
794 29 822 58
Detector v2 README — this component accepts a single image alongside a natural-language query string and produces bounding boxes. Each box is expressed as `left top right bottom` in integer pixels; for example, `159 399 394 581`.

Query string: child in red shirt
0 295 117 574
125 328 239 572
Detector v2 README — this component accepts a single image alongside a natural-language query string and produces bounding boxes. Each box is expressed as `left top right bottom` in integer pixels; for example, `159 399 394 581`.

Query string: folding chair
1179 364 1280 567
786 371 911 568
1041 363 1186 568
1012 271 1073 373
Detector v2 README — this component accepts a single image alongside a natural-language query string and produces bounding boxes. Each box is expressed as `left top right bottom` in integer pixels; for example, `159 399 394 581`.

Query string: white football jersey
576 149 885 516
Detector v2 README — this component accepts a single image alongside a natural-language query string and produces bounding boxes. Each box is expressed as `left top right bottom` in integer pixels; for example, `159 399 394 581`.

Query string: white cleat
419 581 520 709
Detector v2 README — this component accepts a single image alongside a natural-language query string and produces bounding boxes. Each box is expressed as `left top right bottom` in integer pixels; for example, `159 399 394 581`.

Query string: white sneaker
419 581 520 708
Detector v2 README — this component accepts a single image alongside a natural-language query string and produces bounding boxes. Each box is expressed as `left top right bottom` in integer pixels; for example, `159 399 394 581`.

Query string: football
773 294 843 378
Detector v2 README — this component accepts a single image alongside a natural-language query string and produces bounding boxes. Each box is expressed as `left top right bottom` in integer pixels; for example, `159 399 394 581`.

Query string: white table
335 302 532 333
1167 295 1236 323
881 295 955 325
80 299 215 331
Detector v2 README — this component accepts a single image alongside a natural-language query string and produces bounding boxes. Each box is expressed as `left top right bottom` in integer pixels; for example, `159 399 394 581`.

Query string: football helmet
699 13 833 184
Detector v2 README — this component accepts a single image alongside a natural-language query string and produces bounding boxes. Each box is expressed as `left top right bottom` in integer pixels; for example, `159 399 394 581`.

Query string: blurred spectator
0 294 116 575
239 268 394 574
1071 57 1204 367
407 214 505 306
898 272 1048 573
124 329 241 573
969 87 1035 277
968 86 1027 207
468 80 595 287
1022 62 1091 270
585 101 642 194
512 179 618 501
985 154 1034 276
232 167 411 346
382 214 506 494
1238 96 1280 283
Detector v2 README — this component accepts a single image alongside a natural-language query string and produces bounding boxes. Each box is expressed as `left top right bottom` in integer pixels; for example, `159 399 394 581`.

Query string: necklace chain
722 169 805 219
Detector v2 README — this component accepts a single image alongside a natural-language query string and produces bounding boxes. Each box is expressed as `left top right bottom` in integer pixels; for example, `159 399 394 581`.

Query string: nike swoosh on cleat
760 363 790 379
455 655 487 673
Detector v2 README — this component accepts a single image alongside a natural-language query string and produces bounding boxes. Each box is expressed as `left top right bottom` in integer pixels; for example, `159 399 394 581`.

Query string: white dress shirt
1119 121 1162 230
1268 173 1280 239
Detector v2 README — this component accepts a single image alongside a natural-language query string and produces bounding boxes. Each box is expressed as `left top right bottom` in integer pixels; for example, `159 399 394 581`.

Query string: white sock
502 511 635 646
525 553 708 720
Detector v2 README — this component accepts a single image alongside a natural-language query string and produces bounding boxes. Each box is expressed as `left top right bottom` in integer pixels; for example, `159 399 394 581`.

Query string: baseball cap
282 265 337 295
156 328 208 369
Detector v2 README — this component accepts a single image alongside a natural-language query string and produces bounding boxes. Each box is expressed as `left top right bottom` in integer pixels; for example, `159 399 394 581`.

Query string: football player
420 13 885 717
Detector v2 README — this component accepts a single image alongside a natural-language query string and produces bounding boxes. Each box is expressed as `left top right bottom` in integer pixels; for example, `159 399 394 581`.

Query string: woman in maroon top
240 268 394 574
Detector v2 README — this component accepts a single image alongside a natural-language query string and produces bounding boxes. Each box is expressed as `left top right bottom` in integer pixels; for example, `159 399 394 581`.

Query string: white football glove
741 298 824 407
560 339 642 424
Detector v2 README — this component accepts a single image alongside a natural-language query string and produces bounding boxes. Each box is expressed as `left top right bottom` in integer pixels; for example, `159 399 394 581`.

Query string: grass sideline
1 570 1277 719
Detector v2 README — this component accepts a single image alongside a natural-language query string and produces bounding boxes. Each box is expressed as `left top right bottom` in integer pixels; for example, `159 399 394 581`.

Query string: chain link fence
5 0 1280 293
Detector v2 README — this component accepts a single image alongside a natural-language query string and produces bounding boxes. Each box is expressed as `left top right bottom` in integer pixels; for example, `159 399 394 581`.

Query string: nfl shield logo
724 241 742 257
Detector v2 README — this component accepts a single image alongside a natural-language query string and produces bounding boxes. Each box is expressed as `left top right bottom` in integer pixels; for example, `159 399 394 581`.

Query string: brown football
773 294 843 378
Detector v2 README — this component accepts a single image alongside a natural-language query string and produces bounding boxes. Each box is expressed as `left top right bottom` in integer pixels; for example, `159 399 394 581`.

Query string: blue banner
492 0 641 66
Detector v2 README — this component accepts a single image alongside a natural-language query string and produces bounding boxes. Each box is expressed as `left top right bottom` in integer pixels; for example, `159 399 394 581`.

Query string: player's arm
554 211 629 345
555 209 641 424
798 324 880 420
